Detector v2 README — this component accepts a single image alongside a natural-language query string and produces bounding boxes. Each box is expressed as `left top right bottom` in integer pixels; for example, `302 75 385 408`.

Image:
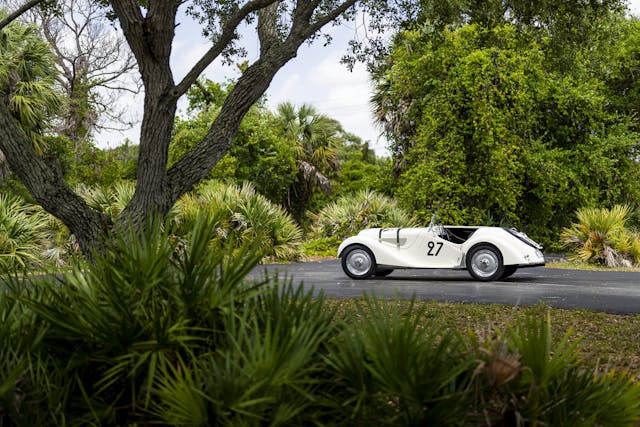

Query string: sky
95 7 385 154
95 1 640 157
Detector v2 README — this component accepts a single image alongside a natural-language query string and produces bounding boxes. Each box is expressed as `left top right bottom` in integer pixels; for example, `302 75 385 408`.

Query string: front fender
337 235 414 268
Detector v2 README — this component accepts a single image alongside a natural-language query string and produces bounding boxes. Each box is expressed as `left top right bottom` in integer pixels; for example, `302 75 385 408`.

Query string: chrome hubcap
471 250 499 278
346 249 372 276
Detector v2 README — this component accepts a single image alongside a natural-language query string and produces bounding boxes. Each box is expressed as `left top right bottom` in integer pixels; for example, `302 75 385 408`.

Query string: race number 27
427 241 443 256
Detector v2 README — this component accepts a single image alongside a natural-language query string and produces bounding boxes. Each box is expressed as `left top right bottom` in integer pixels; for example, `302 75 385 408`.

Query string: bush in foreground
1 215 639 426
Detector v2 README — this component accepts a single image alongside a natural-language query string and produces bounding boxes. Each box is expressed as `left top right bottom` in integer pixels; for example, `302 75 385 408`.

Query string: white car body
337 222 545 281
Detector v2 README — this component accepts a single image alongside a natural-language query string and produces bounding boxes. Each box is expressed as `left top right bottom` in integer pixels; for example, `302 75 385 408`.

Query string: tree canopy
0 0 406 253
371 0 640 245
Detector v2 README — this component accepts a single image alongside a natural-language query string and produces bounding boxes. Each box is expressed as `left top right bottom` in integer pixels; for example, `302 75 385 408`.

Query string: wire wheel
342 245 376 279
466 245 504 281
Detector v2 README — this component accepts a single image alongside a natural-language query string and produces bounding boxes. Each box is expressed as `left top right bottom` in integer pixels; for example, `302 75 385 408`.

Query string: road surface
251 260 640 314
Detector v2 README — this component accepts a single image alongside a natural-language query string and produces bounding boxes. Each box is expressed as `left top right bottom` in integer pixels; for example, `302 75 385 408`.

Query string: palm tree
276 102 342 222
0 13 61 177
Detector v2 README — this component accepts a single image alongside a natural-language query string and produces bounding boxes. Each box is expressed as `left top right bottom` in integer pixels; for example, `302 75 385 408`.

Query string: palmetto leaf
0 194 49 270
326 295 475 425
0 19 61 152
174 180 302 261
561 205 638 267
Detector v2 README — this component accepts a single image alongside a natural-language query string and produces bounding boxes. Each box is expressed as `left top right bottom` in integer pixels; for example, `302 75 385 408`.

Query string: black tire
466 244 505 281
374 268 394 277
341 244 376 279
500 266 518 280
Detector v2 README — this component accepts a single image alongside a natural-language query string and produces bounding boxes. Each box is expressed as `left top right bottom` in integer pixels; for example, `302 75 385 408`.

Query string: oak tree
0 0 402 253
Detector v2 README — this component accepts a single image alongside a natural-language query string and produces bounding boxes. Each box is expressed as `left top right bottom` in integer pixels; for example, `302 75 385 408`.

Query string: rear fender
462 228 533 265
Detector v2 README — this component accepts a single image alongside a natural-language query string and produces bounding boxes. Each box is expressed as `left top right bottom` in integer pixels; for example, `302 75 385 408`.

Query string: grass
547 260 640 272
327 299 640 378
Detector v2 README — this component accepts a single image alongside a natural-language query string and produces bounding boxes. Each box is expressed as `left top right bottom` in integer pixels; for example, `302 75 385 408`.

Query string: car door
401 229 464 269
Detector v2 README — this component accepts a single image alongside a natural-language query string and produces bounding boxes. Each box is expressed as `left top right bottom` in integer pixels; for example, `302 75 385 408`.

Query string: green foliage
561 205 640 266
2 221 639 425
276 102 344 221
76 180 135 219
0 16 61 154
334 136 392 197
473 313 640 425
153 282 335 426
170 96 297 205
174 180 303 261
309 189 416 246
326 296 476 425
0 194 49 270
374 19 640 246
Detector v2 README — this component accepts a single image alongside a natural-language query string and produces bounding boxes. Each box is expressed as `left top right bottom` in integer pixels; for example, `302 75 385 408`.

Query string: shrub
173 180 303 261
474 313 640 425
0 194 49 270
309 189 416 244
2 215 639 425
326 296 476 425
561 205 640 267
76 181 135 219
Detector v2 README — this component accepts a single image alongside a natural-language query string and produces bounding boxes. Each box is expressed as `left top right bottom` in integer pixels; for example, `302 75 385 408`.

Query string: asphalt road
251 260 640 314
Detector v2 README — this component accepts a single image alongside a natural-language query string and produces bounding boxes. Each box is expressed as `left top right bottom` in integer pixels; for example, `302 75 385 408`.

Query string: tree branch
0 0 45 30
173 0 278 98
257 1 280 56
0 101 110 254
293 0 358 40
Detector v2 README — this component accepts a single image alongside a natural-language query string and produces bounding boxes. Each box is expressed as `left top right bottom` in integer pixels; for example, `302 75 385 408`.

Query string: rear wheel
341 245 376 279
466 244 504 281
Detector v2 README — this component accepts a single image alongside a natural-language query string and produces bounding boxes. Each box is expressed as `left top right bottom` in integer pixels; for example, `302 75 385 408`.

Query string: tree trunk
0 101 110 254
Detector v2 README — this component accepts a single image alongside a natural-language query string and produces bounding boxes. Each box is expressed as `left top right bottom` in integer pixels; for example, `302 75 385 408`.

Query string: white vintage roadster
337 215 545 281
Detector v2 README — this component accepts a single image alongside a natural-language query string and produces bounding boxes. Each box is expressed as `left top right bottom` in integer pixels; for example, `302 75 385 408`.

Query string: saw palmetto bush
561 205 640 267
152 282 336 426
76 181 135 219
174 180 303 261
1 214 277 425
0 194 50 270
308 190 416 253
2 213 640 425
473 313 640 426
325 296 477 426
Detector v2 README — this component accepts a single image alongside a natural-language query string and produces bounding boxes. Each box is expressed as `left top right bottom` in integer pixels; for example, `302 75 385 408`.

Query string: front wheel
466 244 504 281
341 245 376 279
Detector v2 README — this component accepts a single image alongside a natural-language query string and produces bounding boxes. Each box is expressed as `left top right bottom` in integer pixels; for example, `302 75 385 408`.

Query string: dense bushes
1 216 639 426
173 180 303 261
